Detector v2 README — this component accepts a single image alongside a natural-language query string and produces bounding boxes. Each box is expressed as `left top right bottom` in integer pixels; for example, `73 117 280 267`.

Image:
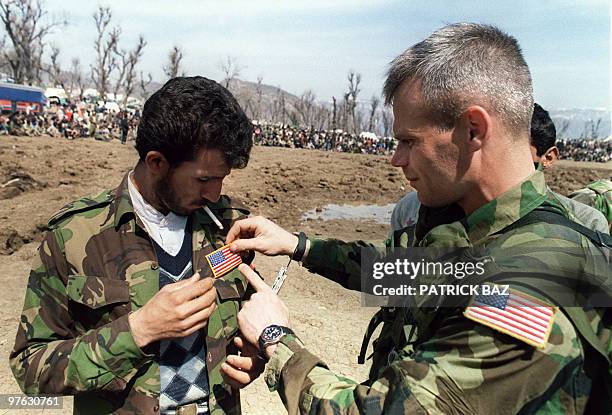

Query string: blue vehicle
0 82 46 113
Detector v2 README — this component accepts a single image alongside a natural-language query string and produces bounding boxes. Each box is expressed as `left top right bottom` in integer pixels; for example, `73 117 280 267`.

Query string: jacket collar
421 170 548 247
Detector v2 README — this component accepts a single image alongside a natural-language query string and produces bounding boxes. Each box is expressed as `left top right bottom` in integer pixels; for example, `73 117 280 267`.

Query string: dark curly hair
530 103 556 157
136 76 253 168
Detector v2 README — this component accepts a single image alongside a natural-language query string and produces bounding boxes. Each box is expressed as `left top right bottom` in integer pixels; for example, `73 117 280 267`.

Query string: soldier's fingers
229 237 263 254
225 354 255 372
221 362 253 387
238 264 270 293
234 336 244 349
226 218 258 244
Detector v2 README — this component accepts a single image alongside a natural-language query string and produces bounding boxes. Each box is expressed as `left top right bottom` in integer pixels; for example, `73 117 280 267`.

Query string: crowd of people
253 122 396 155
1 108 610 162
0 103 139 143
557 137 611 162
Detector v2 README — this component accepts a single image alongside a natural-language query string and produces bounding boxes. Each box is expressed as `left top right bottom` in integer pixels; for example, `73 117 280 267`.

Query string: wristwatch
258 325 295 359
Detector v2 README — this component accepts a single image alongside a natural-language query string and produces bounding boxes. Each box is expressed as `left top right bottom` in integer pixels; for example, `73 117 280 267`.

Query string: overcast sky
44 0 611 111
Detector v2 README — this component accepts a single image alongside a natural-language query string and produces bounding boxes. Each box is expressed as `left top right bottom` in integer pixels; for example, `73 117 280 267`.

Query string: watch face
263 325 284 342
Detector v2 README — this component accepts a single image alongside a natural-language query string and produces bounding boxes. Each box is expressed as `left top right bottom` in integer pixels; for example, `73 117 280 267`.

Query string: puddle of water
301 203 396 224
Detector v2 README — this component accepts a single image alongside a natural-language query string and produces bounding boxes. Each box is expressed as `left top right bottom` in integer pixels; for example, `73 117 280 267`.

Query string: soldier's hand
237 264 291 358
128 273 217 348
221 336 265 389
227 216 298 257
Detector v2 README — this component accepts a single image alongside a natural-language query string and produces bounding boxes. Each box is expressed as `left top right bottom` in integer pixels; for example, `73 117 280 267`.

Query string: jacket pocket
67 274 130 308
213 269 246 339
66 275 131 329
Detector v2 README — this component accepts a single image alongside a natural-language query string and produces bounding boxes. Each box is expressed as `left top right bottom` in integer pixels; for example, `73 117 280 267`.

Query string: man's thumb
230 239 256 253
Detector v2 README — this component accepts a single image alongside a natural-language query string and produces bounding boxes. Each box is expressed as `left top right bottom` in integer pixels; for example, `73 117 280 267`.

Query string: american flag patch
205 245 242 278
463 286 556 348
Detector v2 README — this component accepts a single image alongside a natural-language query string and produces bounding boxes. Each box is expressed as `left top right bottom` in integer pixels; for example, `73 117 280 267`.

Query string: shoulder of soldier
587 179 612 195
551 192 609 233
463 284 562 349
48 188 114 229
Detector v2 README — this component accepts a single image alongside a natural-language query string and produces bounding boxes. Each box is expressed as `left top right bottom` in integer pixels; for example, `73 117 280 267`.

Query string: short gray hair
383 23 533 134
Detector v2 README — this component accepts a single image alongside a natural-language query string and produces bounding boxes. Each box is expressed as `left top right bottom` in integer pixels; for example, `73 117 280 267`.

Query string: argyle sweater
153 224 210 412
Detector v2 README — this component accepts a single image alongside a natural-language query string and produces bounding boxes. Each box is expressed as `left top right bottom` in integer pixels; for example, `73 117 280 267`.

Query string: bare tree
331 96 337 130
368 94 380 132
269 87 287 124
381 106 393 137
345 70 361 133
139 70 152 100
557 119 571 138
0 0 65 84
113 34 146 106
91 6 120 100
70 57 85 100
218 55 241 90
163 45 184 79
295 89 317 127
46 45 71 99
253 75 264 120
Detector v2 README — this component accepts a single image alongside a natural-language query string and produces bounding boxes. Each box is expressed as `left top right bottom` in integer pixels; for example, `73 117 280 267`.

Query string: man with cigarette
10 77 262 414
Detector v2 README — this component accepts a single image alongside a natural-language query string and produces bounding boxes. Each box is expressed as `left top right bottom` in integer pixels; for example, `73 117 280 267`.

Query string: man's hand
227 216 298 256
128 273 216 348
221 336 265 389
237 264 291 358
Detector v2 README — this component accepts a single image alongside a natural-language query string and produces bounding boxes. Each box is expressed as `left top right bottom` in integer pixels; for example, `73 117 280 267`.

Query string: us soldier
390 102 609 234
10 77 263 415
225 23 611 414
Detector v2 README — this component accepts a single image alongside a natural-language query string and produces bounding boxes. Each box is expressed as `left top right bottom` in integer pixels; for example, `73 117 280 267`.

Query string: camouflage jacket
569 179 612 231
264 171 611 414
10 174 250 415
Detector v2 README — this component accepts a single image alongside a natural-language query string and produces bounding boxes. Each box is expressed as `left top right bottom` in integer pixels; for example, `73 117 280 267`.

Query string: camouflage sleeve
9 230 154 395
302 238 385 292
265 309 584 414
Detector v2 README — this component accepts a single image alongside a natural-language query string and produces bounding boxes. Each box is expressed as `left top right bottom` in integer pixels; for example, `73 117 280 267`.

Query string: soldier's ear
461 105 490 152
144 151 170 177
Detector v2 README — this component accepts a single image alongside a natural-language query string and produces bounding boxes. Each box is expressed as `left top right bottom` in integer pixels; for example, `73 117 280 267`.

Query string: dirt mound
0 224 46 255
0 167 46 200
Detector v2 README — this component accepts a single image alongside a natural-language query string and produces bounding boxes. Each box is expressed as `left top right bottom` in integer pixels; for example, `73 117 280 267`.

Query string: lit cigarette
204 205 223 230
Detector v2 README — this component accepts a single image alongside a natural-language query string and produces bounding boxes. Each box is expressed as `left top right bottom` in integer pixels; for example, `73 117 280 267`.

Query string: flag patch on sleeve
463 286 556 348
205 245 242 278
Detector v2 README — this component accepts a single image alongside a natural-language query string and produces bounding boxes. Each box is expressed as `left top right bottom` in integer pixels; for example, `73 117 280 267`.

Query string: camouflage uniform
569 179 612 231
10 174 250 415
263 171 611 414
389 190 609 235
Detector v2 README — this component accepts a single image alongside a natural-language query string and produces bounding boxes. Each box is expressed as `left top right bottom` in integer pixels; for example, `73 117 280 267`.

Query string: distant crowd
1 110 610 162
253 122 396 155
556 138 611 163
0 103 139 143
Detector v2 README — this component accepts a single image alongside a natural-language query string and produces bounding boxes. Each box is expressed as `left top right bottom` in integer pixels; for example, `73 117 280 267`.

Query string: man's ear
144 151 170 177
460 105 491 152
541 146 559 168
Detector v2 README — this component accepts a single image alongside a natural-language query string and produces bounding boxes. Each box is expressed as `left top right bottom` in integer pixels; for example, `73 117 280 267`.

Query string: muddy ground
0 135 609 414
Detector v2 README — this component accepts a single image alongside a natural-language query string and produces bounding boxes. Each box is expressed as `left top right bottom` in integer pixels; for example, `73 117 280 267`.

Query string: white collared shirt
127 171 188 256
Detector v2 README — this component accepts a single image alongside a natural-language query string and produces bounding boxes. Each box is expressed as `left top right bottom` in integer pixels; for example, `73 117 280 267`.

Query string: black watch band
292 232 307 262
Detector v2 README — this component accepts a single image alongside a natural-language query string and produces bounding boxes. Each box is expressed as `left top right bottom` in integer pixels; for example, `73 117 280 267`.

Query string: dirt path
0 135 609 414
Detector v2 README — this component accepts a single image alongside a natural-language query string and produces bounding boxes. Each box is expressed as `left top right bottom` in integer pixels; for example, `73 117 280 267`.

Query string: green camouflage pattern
388 189 609 236
10 174 250 415
266 170 611 414
569 179 612 230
